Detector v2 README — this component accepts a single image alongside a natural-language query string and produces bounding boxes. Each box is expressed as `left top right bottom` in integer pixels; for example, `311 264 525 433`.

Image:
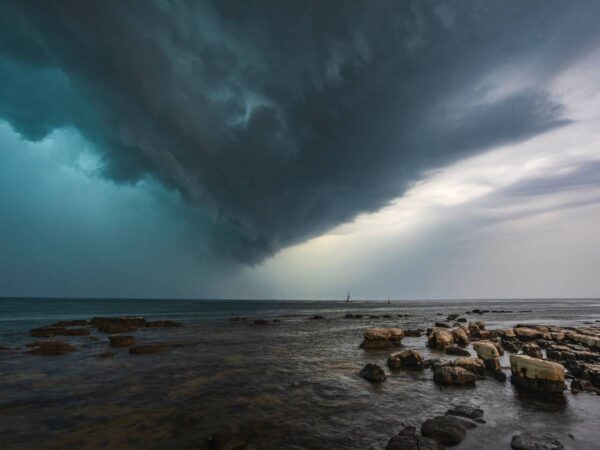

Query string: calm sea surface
1 298 600 449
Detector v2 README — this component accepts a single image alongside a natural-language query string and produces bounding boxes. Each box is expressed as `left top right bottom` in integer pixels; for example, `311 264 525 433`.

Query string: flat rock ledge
360 328 404 349
510 355 566 393
511 433 564 450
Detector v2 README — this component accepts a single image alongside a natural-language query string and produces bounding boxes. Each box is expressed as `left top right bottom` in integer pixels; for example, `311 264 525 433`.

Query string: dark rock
503 340 521 353
91 316 146 327
309 315 324 320
405 329 423 337
383 314 392 318
445 405 483 421
50 320 88 327
230 316 244 321
251 319 270 326
385 426 443 450
494 371 507 382
109 335 136 347
0 345 9 351
129 344 165 355
457 317 467 323
30 326 65 338
435 322 451 328
145 320 182 328
370 315 380 319
359 363 386 382
522 343 543 359
58 328 90 336
97 323 138 334
429 359 452 372
354 314 363 319
344 313 354 319
445 346 471 357
511 433 564 450
26 341 76 355
97 351 115 358
421 416 468 445
433 366 476 385
446 314 459 321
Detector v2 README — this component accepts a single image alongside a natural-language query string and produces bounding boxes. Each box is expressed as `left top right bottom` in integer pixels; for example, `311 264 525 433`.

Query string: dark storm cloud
1 0 599 263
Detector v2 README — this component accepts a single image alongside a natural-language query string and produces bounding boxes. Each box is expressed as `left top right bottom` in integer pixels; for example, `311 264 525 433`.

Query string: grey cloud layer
1 0 599 263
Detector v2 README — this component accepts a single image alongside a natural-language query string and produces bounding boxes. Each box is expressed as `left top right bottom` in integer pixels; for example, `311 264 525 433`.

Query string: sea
1 297 600 449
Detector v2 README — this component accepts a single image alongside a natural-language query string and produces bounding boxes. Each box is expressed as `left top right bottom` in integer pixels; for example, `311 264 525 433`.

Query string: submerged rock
109 335 136 348
510 355 566 393
388 349 423 370
129 344 166 355
26 340 76 355
445 405 483 421
360 328 404 349
510 433 564 450
405 329 424 337
433 366 476 385
421 416 473 445
445 346 471 357
359 363 386 382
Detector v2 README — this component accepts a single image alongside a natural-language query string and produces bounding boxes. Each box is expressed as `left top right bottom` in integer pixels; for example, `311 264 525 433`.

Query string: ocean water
1 298 600 449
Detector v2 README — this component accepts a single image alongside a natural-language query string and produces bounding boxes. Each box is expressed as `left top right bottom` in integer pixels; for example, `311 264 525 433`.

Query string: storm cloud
1 0 600 264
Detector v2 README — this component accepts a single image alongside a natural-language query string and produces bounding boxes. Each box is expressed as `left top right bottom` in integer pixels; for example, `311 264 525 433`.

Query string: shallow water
1 298 600 449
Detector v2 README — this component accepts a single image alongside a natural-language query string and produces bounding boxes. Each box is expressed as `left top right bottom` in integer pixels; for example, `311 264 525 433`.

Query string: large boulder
388 349 423 370
421 416 473 445
433 366 476 385
510 433 564 450
427 329 454 350
473 341 501 372
453 357 485 376
451 328 470 346
361 328 404 349
385 426 443 450
359 363 386 382
509 355 566 393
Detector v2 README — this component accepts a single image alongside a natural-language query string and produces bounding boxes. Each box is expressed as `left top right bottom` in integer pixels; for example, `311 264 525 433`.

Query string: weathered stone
405 329 423 337
359 363 386 382
522 343 543 359
473 341 501 371
510 433 563 450
510 355 566 393
433 366 476 385
514 327 550 341
427 329 454 350
445 346 471 357
421 416 469 445
451 328 470 346
26 341 76 355
453 357 485 376
109 335 136 348
502 340 521 353
567 332 600 349
361 328 404 349
388 349 423 370
129 344 166 355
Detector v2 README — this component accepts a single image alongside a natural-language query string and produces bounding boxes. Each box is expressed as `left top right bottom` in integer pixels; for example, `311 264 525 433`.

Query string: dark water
1 298 600 449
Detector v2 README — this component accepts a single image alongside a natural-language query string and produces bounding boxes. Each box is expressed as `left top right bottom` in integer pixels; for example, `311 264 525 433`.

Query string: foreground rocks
387 349 423 370
446 405 484 422
361 328 404 349
385 426 442 450
473 341 501 372
511 433 564 450
359 363 386 382
26 340 76 355
427 329 454 350
510 355 566 393
421 415 476 445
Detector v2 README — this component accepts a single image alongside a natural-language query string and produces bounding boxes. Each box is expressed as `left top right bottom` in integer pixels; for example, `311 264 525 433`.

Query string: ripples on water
1 298 599 449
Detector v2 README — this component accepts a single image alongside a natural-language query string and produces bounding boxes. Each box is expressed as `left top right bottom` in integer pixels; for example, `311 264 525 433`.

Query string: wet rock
429 359 452 372
129 344 166 355
370 315 380 319
360 328 404 349
251 319 270 326
468 321 483 338
50 320 88 327
97 351 115 358
494 371 507 382
433 366 476 385
309 315 324 320
421 416 470 445
451 328 470 346
570 379 594 393
427 329 454 350
344 313 354 319
359 363 386 382
145 320 182 328
30 326 65 338
453 357 485 376
445 346 471 357
26 341 76 355
503 340 521 353
445 405 483 421
510 355 566 393
59 328 90 336
434 322 451 328
0 345 9 351
405 329 423 337
97 323 139 334
383 314 392 319
522 343 543 359
205 430 249 450
473 341 501 372
446 314 459 321
388 349 423 370
385 426 443 450
109 335 136 348
567 332 600 350
511 433 564 450
457 317 467 323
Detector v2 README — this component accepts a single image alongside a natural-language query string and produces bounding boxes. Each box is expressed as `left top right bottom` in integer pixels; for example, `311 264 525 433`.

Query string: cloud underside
1 0 599 264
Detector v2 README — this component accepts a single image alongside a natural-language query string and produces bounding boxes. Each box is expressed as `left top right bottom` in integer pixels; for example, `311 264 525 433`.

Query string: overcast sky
1 1 599 299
